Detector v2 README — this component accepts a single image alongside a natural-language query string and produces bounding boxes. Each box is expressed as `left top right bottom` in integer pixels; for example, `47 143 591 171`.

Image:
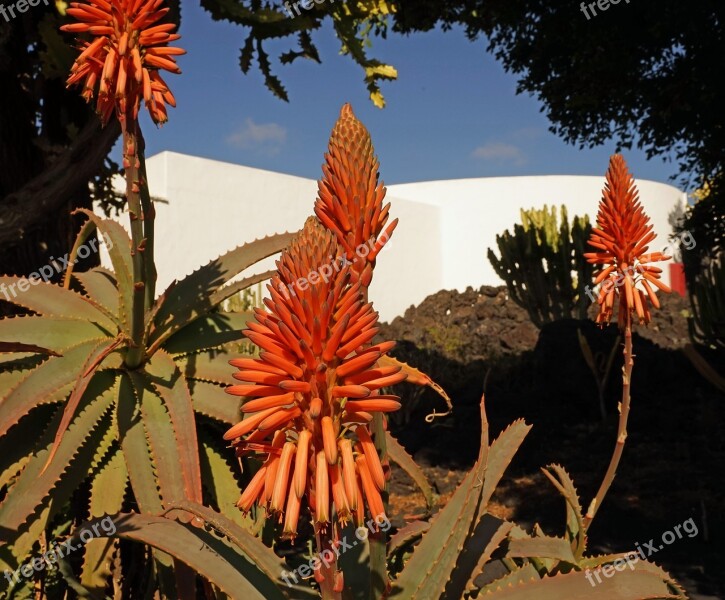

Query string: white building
102 151 686 322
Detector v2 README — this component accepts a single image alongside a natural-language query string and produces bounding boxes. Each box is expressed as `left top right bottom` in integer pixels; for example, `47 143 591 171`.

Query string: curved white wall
97 152 685 322
388 176 686 297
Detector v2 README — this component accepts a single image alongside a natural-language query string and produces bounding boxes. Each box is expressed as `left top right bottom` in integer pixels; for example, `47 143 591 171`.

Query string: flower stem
136 129 156 310
315 527 341 600
584 317 633 529
121 120 147 368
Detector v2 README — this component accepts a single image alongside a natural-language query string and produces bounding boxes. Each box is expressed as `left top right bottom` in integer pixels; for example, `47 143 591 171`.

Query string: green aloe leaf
178 347 240 386
388 520 431 569
480 420 533 509
541 464 586 560
43 337 122 471
188 379 240 425
14 423 115 561
0 316 110 354
0 339 109 438
199 434 253 529
209 270 275 308
390 397 531 600
578 552 689 598
5 504 52 570
0 406 56 492
463 519 515 596
0 372 116 538
144 350 203 503
162 501 315 599
379 355 452 420
9 414 116 568
481 564 682 599
151 232 294 348
74 209 135 334
390 398 491 599
81 448 127 597
0 352 40 370
163 311 252 356
507 534 576 565
73 267 120 318
0 342 58 356
85 512 288 600
477 563 541 594
385 431 436 514
0 276 116 333
129 374 193 506
116 373 163 514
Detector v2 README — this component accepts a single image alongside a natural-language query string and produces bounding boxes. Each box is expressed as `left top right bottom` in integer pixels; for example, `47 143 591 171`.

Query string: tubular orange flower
60 0 184 125
225 217 404 536
315 104 398 287
584 154 671 329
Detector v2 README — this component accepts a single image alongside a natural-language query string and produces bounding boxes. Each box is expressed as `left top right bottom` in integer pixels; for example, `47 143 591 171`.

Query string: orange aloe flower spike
315 104 398 287
61 0 184 126
225 216 404 535
584 154 671 329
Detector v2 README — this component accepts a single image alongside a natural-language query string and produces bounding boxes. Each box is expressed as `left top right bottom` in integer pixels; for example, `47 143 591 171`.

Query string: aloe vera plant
0 1 296 595
0 0 692 595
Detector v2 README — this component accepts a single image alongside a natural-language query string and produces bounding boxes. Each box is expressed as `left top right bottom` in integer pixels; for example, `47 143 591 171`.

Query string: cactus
488 205 594 328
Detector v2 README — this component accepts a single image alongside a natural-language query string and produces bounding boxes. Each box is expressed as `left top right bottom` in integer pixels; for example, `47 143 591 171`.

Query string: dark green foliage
688 255 725 349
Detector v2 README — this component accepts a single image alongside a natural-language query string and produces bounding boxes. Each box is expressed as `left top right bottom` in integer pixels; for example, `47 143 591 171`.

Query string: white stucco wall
97 152 685 321
388 176 687 293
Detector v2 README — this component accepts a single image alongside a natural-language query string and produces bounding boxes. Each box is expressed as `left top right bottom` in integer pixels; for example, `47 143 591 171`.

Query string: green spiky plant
0 1 690 597
488 205 594 328
0 2 299 597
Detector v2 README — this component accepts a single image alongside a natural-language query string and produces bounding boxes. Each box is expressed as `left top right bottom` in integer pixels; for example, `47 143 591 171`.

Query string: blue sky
134 2 684 188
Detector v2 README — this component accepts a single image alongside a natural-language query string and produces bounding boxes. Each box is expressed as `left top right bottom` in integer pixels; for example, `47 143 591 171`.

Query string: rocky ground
379 286 724 599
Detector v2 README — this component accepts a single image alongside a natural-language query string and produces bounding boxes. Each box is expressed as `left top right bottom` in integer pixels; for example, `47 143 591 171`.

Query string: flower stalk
584 314 633 529
313 105 397 596
316 526 343 600
583 154 671 531
122 121 147 367
61 0 183 366
137 129 157 310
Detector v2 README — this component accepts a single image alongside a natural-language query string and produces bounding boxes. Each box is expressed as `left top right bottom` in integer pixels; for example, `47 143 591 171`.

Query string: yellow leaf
370 90 386 108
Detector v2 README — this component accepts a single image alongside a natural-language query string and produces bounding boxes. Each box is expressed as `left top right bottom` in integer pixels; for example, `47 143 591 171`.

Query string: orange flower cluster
225 217 405 536
315 104 398 287
61 0 184 125
585 155 671 328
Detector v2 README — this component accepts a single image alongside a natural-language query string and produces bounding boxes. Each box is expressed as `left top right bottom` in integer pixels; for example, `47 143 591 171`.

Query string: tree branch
0 115 120 249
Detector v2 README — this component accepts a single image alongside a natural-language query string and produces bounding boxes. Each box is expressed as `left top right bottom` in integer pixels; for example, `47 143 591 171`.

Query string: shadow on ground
380 286 725 599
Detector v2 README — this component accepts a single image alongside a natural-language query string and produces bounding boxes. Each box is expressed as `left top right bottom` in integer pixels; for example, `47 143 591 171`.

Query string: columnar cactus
488 205 593 327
